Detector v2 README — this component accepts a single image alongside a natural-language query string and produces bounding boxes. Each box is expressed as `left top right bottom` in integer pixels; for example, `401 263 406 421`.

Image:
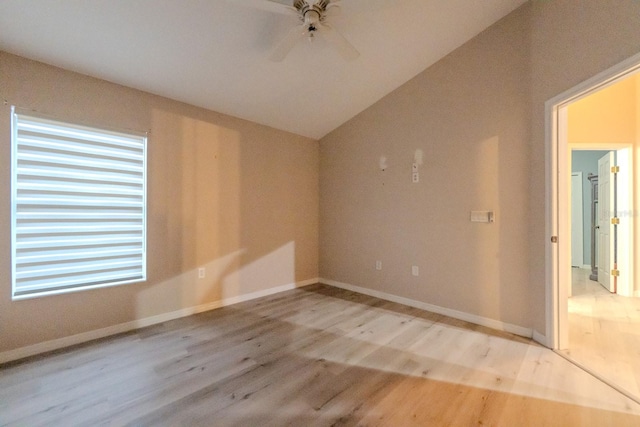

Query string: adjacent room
2 1 640 425
564 72 640 400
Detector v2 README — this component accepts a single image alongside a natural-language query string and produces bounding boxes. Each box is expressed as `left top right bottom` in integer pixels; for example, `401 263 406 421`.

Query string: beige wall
320 6 532 328
320 0 640 334
0 52 319 354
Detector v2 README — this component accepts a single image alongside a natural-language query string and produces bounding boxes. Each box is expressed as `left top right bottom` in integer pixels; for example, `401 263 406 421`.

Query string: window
11 108 147 299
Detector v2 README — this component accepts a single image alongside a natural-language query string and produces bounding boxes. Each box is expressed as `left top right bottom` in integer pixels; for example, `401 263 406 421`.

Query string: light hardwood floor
562 268 640 400
2 284 640 426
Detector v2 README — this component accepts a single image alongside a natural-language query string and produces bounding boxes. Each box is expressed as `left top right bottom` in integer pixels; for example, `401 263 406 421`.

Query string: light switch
470 211 494 223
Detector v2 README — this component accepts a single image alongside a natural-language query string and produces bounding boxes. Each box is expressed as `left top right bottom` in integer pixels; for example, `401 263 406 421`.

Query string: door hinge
611 166 620 173
611 269 620 277
611 217 620 225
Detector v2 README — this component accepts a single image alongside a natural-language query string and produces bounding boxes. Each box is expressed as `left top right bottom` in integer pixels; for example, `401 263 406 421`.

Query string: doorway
547 54 640 400
571 149 632 294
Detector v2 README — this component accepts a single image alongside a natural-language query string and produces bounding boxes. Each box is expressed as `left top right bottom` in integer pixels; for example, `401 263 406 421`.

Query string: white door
597 152 616 293
571 172 583 268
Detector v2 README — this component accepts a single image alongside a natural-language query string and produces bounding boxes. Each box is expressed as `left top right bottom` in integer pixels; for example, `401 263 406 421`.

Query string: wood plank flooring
2 283 640 426
561 268 640 400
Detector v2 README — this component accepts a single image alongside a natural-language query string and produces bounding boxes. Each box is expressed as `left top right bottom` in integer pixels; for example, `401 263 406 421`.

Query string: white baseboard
532 330 548 347
0 278 318 365
320 278 533 339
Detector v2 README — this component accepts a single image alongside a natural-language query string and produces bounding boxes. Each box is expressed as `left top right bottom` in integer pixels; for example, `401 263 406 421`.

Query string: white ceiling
0 0 527 139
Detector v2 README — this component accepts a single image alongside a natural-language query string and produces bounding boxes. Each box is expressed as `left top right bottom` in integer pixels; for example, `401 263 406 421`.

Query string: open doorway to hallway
550 65 640 401
566 147 640 398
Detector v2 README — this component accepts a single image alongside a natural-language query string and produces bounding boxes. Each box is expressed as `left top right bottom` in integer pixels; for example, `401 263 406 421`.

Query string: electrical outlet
376 261 382 271
412 172 419 183
412 266 419 276
198 268 205 279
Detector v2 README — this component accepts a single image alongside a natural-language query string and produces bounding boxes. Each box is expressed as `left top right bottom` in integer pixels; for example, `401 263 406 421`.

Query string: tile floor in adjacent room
562 268 640 401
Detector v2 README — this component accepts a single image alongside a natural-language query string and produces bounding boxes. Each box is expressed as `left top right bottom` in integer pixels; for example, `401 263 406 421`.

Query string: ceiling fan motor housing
268 0 358 62
295 0 330 25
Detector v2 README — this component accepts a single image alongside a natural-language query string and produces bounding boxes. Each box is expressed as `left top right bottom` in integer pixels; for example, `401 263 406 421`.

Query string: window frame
10 107 148 300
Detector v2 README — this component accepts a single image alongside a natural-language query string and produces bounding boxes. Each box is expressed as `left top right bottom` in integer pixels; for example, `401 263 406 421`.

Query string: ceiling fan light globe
268 0 356 61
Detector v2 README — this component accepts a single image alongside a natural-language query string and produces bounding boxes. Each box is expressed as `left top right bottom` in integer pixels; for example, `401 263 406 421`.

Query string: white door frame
545 52 640 350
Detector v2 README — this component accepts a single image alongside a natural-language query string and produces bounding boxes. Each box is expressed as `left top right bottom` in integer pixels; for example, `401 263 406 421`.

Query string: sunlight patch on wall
471 136 500 317
221 241 296 300
135 242 297 319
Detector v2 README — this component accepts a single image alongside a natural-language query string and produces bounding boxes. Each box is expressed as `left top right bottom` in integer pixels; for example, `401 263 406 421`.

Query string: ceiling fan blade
318 23 359 61
270 25 308 61
234 0 298 16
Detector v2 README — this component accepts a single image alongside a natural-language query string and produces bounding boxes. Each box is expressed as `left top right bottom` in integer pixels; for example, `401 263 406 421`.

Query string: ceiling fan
249 0 360 62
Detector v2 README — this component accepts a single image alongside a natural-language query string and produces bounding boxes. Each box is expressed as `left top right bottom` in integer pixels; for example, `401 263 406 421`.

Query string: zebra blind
11 109 147 299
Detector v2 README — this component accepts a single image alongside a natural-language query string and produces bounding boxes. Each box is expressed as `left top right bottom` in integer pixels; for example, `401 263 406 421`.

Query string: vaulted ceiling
0 0 528 139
